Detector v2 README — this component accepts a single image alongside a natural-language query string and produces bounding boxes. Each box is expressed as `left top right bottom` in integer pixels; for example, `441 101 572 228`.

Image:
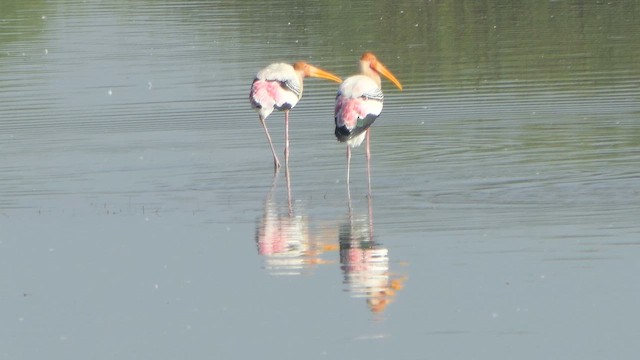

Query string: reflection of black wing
339 219 374 248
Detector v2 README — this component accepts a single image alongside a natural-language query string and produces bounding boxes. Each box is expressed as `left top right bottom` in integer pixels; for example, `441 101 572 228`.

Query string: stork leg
259 116 281 171
284 110 290 168
285 160 292 216
284 111 292 214
365 129 372 198
367 187 374 241
346 145 352 202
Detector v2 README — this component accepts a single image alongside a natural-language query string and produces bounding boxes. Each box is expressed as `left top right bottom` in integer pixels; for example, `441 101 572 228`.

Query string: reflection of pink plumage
255 176 338 276
256 213 287 255
250 62 341 171
256 203 310 275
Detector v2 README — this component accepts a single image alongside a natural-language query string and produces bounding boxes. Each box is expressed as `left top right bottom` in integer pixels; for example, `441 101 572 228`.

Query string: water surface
1 1 640 359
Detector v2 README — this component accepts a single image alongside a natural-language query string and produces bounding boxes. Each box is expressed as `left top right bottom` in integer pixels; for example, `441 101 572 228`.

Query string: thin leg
260 116 280 170
284 110 290 168
346 145 352 203
365 130 372 198
268 170 279 201
367 183 374 241
285 160 292 216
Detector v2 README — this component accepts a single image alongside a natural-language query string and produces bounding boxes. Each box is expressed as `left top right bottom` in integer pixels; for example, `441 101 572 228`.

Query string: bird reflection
255 169 336 276
340 196 407 313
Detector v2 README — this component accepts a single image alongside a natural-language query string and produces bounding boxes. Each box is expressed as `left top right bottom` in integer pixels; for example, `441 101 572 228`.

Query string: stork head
360 52 403 91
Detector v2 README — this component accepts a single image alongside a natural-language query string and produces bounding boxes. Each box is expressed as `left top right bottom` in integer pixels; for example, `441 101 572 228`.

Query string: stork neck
359 61 381 87
294 71 305 98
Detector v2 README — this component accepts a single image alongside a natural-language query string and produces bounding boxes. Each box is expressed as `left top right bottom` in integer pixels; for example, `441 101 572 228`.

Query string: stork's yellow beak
373 61 403 91
306 64 342 83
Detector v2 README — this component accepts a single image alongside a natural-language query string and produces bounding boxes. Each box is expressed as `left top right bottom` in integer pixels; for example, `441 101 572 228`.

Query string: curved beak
373 61 403 91
307 65 342 83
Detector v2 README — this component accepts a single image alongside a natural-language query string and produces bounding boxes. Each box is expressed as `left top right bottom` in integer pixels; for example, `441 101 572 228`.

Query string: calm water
2 0 640 359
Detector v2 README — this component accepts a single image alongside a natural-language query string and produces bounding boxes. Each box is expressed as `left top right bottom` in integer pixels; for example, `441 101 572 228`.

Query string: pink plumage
251 79 297 119
249 61 341 170
335 97 367 130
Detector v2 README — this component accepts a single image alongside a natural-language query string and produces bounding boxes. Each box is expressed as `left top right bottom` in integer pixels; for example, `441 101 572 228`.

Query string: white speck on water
148 81 153 90
44 48 48 55
41 15 47 20
491 312 499 318
108 88 113 96
354 333 390 340
154 284 159 289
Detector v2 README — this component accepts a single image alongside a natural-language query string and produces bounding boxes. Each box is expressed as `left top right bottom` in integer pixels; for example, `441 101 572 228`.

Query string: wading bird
250 62 342 171
334 52 403 197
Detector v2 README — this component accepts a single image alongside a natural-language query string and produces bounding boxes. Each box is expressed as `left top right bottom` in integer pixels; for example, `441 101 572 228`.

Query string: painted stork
334 52 403 196
250 62 342 171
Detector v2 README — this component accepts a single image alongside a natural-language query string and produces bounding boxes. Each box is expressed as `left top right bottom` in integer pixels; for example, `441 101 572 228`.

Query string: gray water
2 1 640 359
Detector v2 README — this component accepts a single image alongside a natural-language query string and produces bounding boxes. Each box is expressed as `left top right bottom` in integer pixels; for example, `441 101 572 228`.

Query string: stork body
334 53 403 197
250 62 341 171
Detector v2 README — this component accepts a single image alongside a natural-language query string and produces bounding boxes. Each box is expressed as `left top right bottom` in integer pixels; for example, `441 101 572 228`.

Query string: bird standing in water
250 62 342 171
334 52 403 197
